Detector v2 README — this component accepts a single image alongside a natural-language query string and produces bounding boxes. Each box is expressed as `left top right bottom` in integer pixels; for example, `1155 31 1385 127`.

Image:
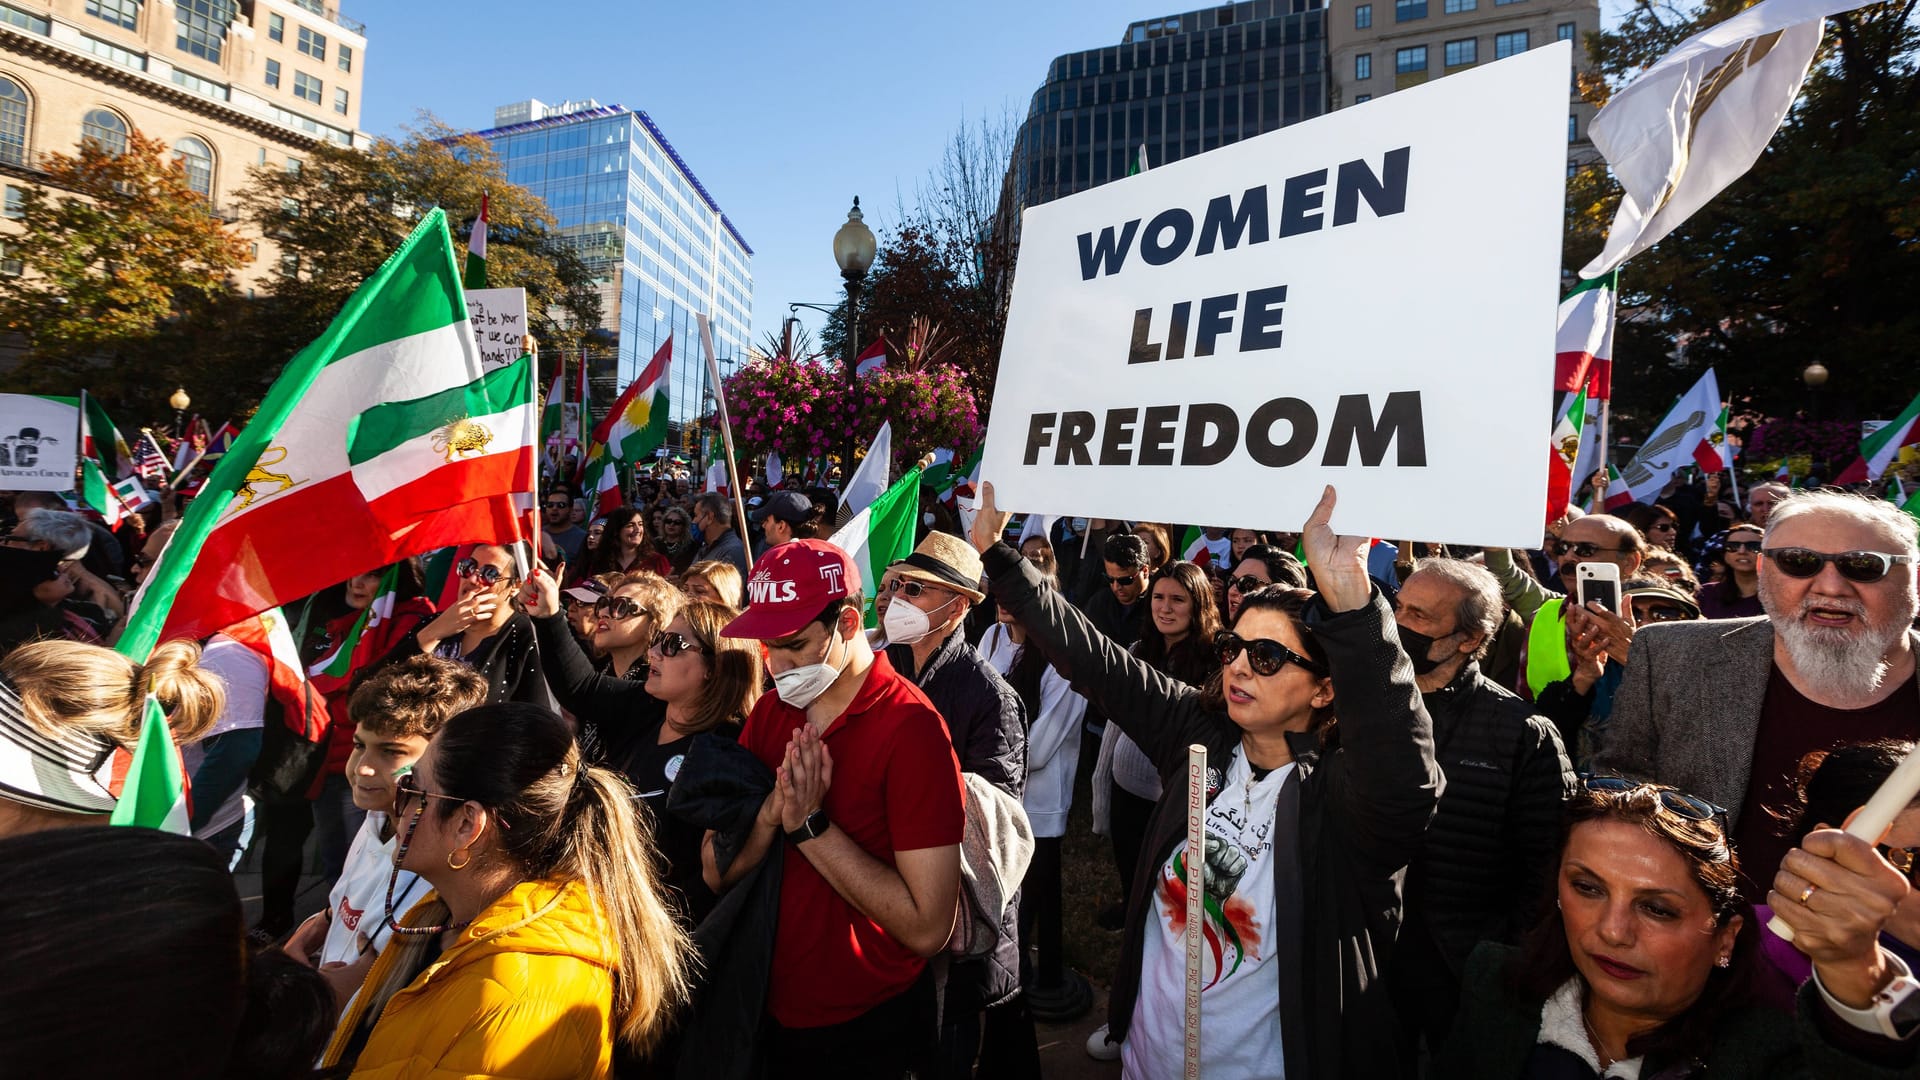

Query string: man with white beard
1597 490 1919 886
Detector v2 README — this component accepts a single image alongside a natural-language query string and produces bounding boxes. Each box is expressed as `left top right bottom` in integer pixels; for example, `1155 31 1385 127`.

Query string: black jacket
985 541 1442 1080
1411 663 1574 971
358 611 551 709
887 626 1027 1010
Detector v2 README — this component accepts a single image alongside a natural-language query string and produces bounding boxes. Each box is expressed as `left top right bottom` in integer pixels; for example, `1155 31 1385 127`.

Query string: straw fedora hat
890 531 987 604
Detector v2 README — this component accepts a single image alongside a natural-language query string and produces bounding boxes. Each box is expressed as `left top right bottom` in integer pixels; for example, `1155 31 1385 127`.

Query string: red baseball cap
721 539 859 641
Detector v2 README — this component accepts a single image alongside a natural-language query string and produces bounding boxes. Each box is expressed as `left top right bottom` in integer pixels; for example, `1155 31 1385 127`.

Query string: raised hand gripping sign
981 45 1572 549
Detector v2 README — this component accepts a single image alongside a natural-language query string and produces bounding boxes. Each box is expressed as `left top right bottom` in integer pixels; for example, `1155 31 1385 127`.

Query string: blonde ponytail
139 639 224 742
2 639 225 747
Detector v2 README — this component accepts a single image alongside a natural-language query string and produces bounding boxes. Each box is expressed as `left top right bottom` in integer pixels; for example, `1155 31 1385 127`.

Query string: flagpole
697 314 753 556
1594 398 1611 505
75 388 89 490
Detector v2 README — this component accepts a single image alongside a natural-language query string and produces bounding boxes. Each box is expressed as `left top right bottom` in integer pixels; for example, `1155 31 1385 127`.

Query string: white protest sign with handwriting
982 44 1569 548
465 288 527 371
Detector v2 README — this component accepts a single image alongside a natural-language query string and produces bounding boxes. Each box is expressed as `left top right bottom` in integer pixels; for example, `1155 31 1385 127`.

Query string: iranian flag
109 695 189 834
1695 402 1735 474
465 191 489 289
827 465 923 628
79 391 133 478
1546 386 1588 526
224 608 330 740
1180 526 1231 568
116 209 536 658
1592 465 1635 512
1834 392 1920 485
81 458 152 528
582 336 672 515
854 339 887 377
1554 273 1617 401
541 370 567 473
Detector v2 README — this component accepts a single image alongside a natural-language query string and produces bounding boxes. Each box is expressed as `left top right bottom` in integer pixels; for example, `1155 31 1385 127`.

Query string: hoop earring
447 848 472 871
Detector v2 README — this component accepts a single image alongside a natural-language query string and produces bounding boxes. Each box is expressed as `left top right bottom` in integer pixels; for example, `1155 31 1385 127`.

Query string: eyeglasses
1650 521 1678 533
1634 604 1691 623
456 557 506 585
1551 540 1627 559
593 597 647 621
1231 575 1271 595
543 500 571 512
1723 540 1764 553
1213 629 1327 678
882 578 948 599
1108 574 1142 586
650 629 708 658
1580 774 1726 823
394 770 465 814
1879 844 1920 883
1764 547 1916 584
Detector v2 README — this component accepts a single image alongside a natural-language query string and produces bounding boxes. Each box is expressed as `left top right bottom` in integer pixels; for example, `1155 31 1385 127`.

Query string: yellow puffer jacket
350 876 617 1080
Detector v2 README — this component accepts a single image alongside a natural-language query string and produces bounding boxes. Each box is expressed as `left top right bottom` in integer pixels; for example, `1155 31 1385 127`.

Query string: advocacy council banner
0 393 78 491
981 43 1572 548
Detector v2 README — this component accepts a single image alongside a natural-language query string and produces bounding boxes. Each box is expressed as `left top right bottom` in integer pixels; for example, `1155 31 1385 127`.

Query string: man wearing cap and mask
1388 557 1574 1068
880 533 1033 1077
705 538 965 1078
751 490 818 557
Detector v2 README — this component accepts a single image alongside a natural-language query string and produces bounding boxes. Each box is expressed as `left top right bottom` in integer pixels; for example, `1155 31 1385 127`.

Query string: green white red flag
541 370 566 474
109 694 188 834
1554 273 1616 401
79 391 133 479
582 336 672 515
224 608 331 739
116 209 536 660
827 465 923 628
1546 386 1588 526
1834 391 1920 485
854 339 886 377
81 458 151 528
464 191 488 289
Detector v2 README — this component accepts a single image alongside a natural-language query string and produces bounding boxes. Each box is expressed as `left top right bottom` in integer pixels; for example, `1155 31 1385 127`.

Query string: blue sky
358 0 1136 349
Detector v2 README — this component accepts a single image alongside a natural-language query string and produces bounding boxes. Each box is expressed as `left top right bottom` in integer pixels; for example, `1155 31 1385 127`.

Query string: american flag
134 430 171 484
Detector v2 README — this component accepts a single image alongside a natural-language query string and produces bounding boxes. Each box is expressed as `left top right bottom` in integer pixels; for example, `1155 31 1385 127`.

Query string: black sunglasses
1722 539 1763 553
593 597 647 620
1551 540 1626 559
650 629 707 658
1764 547 1916 584
1581 774 1726 823
1231 575 1271 595
1108 574 1141 586
1213 629 1327 678
456 557 506 584
1634 604 1691 623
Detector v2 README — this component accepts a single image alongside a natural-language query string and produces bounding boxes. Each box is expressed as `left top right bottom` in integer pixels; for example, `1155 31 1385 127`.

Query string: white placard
465 287 527 371
981 44 1570 548
0 394 78 491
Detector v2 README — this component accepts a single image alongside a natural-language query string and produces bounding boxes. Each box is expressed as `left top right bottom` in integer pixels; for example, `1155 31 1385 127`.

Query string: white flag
1580 0 1879 278
1617 369 1723 503
839 421 892 517
765 451 784 488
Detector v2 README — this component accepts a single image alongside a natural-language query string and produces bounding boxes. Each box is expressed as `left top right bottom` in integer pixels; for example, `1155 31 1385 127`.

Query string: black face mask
1397 624 1455 676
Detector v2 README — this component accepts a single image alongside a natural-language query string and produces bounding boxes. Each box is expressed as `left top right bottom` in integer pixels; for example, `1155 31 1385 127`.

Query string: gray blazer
1595 616 1920 828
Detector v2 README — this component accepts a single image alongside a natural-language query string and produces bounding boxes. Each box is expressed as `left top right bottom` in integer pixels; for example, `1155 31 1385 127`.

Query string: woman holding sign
971 482 1439 1079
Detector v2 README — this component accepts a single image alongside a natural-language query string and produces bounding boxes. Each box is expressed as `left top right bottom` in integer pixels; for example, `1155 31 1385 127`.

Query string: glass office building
471 99 752 438
1006 1 1329 212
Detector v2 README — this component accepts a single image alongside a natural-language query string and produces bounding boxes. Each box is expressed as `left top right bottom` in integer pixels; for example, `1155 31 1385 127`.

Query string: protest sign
0 393 78 491
465 287 527 371
980 44 1570 548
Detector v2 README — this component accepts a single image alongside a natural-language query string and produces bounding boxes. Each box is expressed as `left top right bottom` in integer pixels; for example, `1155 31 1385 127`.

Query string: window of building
1444 0 1476 11
1569 114 1578 142
256 147 266 165
265 59 280 88
0 4 49 34
0 78 27 167
333 87 348 115
1557 21 1576 41
267 12 282 41
1444 38 1477 66
337 44 352 72
1495 0 1524 4
293 71 322 104
1395 0 1427 20
3 185 21 219
0 243 21 277
81 108 128 156
78 34 145 70
286 157 300 174
174 0 235 64
1355 93 1372 103
1355 53 1372 80
171 136 213 197
297 26 325 60
1495 30 1529 58
86 0 138 30
1396 45 1428 73
1355 3 1372 27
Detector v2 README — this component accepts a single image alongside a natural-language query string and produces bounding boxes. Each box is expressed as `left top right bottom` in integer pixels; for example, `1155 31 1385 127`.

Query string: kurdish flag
583 336 672 515
117 209 536 659
827 465 923 628
465 191 489 289
109 694 189 834
1834 392 1920 485
1546 386 1588 526
1553 273 1617 401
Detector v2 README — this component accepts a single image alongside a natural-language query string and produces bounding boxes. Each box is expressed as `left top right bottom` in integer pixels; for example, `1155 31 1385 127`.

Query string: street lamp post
832 196 876 481
169 387 191 432
1803 361 1829 422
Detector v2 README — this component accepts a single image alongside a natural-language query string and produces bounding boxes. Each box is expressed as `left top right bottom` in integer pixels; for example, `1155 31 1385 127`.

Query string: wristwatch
785 809 830 846
1816 951 1920 1039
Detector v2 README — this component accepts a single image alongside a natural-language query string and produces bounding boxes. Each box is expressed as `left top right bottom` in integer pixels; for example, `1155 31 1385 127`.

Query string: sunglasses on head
1580 774 1726 823
1551 540 1626 559
1723 539 1764 554
456 557 506 584
1213 629 1327 678
1764 547 1915 583
650 629 707 658
593 597 646 620
1231 575 1271 595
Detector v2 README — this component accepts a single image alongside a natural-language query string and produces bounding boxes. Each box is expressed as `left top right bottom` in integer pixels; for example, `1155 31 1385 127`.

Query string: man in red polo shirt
709 538 965 1077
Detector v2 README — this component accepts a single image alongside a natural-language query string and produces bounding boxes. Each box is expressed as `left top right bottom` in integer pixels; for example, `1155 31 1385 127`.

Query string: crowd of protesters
1 458 1919 1080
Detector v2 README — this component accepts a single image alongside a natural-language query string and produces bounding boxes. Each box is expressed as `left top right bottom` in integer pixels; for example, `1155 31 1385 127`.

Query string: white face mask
773 625 846 710
882 591 955 647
